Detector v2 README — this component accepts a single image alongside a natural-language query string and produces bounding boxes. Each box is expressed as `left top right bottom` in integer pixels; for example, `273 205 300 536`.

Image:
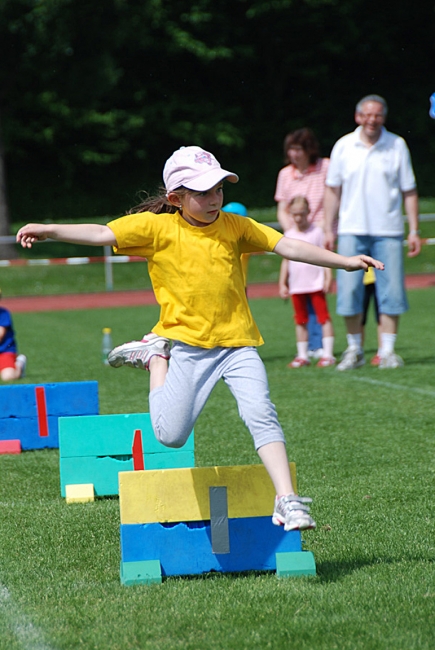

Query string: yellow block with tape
119 463 297 524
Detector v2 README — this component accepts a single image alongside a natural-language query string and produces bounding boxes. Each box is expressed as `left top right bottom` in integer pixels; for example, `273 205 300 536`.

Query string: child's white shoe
16 354 27 378
272 495 316 531
108 333 170 371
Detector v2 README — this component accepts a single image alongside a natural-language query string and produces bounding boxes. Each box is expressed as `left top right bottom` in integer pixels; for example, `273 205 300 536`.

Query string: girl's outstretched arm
16 223 117 249
274 236 384 272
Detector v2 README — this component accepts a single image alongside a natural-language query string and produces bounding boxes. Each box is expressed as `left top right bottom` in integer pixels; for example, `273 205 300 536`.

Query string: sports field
0 278 434 648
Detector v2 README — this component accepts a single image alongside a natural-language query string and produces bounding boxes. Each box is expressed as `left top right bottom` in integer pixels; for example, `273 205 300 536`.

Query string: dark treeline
1 0 435 228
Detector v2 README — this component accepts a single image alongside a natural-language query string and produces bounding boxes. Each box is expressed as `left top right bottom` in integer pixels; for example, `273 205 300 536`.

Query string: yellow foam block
65 483 95 504
119 463 297 524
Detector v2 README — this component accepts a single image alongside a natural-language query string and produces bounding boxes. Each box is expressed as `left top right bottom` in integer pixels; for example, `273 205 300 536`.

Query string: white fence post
104 245 114 292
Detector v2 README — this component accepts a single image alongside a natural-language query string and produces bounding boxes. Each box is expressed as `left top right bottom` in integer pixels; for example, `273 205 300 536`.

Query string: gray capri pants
149 342 286 451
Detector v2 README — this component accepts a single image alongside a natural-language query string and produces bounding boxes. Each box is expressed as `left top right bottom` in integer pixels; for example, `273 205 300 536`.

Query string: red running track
3 275 435 314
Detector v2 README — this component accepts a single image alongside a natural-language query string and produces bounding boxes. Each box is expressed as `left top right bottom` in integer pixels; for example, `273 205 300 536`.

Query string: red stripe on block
132 429 144 471
35 386 49 437
0 440 21 454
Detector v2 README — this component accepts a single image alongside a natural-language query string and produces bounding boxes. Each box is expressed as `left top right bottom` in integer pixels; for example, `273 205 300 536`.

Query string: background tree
0 114 16 257
0 0 434 240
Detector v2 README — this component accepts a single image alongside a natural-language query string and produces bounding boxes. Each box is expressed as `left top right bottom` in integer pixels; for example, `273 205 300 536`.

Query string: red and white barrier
1 238 434 268
0 255 146 267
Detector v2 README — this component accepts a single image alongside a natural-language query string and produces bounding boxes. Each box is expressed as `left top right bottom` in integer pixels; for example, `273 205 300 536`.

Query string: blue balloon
222 202 248 216
430 93 435 119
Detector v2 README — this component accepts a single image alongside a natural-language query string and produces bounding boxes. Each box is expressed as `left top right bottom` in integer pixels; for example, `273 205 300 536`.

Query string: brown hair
126 186 188 215
283 128 321 165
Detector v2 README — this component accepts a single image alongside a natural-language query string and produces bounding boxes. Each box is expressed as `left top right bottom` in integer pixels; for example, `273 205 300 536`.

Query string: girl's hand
16 224 49 248
278 284 290 300
345 255 384 272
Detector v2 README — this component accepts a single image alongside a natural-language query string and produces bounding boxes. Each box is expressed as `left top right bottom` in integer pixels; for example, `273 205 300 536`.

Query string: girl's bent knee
153 423 190 449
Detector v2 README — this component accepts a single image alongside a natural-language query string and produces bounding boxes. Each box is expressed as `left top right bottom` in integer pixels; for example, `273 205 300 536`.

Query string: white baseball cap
163 146 239 192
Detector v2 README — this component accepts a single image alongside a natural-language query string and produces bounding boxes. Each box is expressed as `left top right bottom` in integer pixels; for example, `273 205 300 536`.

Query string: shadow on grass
401 356 435 366
158 553 435 584
315 554 435 583
163 569 278 583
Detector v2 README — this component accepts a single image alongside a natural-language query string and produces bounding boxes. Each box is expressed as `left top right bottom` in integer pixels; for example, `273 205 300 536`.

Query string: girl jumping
17 145 384 531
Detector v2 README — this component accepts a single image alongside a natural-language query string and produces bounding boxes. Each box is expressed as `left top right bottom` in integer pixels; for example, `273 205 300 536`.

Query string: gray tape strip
209 486 230 554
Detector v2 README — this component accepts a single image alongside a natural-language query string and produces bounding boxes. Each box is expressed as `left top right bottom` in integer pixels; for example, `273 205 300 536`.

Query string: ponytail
127 186 179 215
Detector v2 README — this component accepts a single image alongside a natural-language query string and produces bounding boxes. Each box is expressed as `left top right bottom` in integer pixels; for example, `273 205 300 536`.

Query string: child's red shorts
0 352 17 370
291 291 330 326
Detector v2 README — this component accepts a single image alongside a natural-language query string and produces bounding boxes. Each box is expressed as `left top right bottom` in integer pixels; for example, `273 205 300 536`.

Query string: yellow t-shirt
240 252 250 287
108 211 282 348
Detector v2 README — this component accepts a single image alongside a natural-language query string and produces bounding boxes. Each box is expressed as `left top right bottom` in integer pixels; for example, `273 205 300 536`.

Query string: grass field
0 287 434 649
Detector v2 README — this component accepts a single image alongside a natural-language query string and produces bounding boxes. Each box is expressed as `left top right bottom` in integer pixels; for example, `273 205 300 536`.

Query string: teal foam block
60 450 194 496
120 517 303 577
0 382 99 450
59 413 194 457
59 412 194 497
276 551 316 577
120 559 162 586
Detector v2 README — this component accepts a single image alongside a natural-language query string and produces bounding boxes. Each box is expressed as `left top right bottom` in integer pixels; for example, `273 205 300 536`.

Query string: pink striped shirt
274 158 329 227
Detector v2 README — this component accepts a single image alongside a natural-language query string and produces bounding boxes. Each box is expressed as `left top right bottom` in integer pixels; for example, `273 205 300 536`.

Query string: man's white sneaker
16 354 27 378
107 333 170 371
379 352 404 369
272 495 316 531
336 347 365 371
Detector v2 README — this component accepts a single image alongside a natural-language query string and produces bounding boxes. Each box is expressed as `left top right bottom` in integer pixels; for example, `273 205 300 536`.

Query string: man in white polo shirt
324 94 420 370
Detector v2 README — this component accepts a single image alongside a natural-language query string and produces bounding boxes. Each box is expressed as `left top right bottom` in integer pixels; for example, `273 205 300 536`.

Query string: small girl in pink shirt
278 196 335 368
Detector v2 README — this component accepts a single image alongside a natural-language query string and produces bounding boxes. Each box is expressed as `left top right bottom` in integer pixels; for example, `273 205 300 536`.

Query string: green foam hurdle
275 551 316 577
59 413 194 497
120 560 162 586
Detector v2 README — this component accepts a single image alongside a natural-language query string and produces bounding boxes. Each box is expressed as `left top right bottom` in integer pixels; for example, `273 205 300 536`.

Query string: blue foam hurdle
120 517 302 576
0 382 99 450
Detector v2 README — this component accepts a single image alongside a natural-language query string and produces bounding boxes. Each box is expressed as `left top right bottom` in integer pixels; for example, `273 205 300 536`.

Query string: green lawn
0 290 434 649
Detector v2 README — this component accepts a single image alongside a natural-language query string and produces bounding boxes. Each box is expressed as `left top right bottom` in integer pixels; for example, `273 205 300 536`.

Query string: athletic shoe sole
108 336 170 369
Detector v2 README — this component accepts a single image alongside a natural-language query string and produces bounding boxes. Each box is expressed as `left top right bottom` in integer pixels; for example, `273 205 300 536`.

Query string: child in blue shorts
0 289 27 381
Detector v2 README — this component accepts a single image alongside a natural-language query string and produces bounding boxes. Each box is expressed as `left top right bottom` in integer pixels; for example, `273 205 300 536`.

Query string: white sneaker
272 495 316 531
336 347 365 371
108 333 170 371
308 348 324 360
16 354 27 378
379 352 404 369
